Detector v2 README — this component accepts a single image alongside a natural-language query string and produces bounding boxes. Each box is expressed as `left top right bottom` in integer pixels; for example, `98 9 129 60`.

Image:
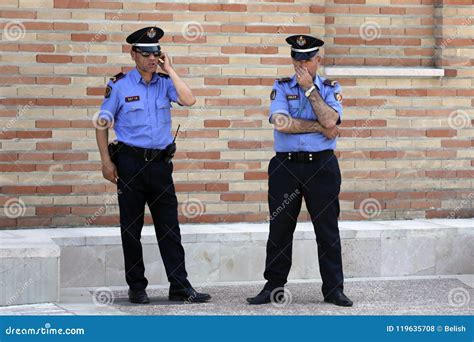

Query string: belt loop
144 149 148 161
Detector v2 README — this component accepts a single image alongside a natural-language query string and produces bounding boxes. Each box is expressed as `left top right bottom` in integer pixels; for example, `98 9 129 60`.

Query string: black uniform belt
276 150 333 163
116 142 166 162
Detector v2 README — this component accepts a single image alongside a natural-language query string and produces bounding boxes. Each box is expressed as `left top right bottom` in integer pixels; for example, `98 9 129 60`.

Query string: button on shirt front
99 68 179 149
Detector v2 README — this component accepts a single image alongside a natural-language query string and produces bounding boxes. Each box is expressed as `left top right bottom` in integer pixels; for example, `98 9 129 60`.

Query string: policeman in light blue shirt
99 66 179 150
95 26 210 305
248 35 353 307
269 72 343 152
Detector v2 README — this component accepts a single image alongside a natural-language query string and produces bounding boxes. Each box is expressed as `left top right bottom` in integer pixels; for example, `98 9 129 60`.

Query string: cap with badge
126 26 164 53
286 35 324 61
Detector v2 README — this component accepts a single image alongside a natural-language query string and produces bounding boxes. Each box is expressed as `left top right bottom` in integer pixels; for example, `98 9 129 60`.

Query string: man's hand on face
158 52 173 73
295 65 314 91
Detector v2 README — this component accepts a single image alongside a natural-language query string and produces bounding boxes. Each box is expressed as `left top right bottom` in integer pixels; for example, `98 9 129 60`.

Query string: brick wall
0 0 473 228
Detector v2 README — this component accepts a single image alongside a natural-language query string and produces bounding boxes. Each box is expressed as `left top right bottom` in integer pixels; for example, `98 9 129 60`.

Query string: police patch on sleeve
270 89 276 100
334 93 342 103
104 85 112 99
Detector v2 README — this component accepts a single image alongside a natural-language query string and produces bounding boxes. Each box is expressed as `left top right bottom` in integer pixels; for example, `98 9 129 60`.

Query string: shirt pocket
121 101 146 127
288 100 301 118
156 98 171 123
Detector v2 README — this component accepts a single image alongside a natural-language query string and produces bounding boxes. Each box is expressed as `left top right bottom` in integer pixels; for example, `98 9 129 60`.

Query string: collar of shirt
288 74 323 91
129 67 159 85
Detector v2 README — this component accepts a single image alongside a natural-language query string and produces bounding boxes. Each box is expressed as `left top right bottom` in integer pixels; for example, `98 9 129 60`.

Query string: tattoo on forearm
307 89 339 128
272 114 325 134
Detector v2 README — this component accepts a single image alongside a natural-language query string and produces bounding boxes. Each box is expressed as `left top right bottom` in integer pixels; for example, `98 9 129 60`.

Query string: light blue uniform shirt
99 67 179 149
269 74 342 152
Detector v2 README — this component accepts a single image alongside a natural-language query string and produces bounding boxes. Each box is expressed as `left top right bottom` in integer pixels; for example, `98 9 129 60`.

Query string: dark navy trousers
115 151 190 291
263 151 344 297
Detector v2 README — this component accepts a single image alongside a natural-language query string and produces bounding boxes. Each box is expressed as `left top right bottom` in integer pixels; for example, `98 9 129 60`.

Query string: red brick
36 185 72 194
189 4 222 11
221 193 245 201
53 153 88 161
186 152 220 160
37 142 71 150
244 172 267 180
54 0 88 8
246 47 278 54
1 10 36 19
426 129 456 137
36 206 71 215
1 186 36 194
205 183 229 192
37 54 71 63
228 141 262 149
36 77 70 85
204 120 230 128
175 183 206 192
0 164 36 172
53 22 88 30
17 130 52 139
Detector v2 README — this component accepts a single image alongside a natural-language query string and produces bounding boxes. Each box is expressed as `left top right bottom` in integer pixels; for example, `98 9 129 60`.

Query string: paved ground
0 276 472 316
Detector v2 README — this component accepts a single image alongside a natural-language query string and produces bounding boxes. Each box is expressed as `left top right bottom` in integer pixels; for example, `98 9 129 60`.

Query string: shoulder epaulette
277 77 292 83
157 72 170 78
323 79 338 87
110 72 125 83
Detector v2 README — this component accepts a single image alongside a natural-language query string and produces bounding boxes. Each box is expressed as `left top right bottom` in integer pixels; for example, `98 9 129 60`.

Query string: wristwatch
305 85 316 98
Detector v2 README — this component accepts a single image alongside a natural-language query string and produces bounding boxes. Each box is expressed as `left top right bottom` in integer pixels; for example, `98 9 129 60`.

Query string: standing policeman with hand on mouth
95 27 210 304
247 35 353 307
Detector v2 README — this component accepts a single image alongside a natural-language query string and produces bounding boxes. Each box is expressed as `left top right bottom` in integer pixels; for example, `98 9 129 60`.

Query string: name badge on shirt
125 96 140 103
286 94 299 100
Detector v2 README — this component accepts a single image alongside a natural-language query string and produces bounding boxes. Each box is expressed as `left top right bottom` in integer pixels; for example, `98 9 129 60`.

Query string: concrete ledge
324 67 445 77
0 219 472 306
0 230 60 306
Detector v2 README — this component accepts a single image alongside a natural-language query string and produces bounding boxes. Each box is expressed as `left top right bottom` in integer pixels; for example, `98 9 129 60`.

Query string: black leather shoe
247 289 272 305
169 287 211 303
128 289 150 304
324 290 353 307
247 288 286 305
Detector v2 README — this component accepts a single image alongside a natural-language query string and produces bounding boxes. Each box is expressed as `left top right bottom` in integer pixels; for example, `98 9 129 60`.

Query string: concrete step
0 219 473 306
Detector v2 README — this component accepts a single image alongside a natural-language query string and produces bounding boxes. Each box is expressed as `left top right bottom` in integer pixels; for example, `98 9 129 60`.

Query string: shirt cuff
269 111 290 123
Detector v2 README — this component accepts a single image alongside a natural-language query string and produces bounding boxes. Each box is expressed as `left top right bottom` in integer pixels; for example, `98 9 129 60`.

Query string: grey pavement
0 276 472 316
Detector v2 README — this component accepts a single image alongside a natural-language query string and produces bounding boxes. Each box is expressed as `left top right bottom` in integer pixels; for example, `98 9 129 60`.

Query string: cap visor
135 45 161 53
291 50 318 61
